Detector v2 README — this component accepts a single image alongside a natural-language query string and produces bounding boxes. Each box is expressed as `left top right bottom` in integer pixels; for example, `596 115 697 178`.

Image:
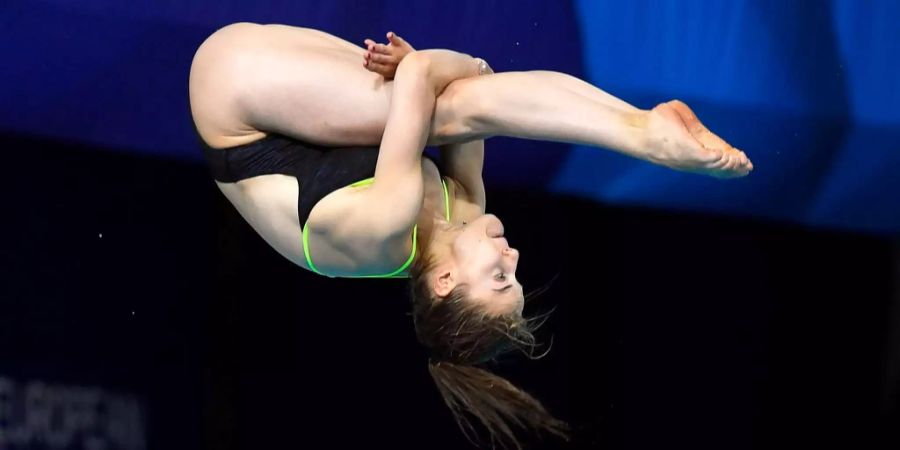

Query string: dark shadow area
1 135 897 449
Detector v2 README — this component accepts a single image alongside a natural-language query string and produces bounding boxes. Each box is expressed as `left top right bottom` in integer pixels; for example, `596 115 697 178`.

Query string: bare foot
362 31 416 80
644 100 754 179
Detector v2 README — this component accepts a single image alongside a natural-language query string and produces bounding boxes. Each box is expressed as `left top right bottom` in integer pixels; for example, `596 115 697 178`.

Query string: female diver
189 22 753 448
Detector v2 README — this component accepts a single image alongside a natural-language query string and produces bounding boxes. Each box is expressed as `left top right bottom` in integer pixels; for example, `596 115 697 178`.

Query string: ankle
623 109 652 159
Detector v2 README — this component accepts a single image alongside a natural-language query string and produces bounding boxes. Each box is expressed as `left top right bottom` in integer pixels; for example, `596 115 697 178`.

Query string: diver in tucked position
189 23 753 448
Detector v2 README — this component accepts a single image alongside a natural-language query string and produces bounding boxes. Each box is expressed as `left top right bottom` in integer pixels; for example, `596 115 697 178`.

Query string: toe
701 147 724 164
723 153 736 171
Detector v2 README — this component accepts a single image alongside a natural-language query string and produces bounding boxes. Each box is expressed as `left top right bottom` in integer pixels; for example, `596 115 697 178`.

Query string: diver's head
406 213 569 448
419 213 523 316
408 212 526 361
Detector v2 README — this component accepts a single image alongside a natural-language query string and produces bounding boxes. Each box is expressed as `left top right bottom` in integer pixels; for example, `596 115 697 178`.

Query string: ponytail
427 359 569 449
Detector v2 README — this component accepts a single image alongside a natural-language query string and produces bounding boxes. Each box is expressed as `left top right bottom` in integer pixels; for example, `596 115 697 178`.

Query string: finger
387 31 412 48
366 60 391 74
368 52 395 64
364 58 380 72
364 40 390 54
387 31 405 46
389 33 414 51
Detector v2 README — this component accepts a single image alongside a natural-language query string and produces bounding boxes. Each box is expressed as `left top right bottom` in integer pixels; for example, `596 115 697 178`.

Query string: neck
415 212 457 266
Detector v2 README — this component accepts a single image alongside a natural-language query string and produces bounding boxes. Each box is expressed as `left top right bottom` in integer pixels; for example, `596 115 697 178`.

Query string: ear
433 267 455 298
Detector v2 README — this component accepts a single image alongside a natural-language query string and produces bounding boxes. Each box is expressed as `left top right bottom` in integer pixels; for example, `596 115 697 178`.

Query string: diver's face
451 214 524 315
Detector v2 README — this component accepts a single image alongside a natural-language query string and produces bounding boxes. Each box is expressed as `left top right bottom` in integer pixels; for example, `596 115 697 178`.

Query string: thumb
387 31 406 46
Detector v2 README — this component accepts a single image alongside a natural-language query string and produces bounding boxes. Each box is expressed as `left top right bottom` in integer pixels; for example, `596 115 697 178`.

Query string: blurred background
1 0 898 449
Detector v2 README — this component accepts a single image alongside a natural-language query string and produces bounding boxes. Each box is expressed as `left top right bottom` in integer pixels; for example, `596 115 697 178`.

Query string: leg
431 71 645 152
193 24 750 178
191 23 395 148
431 71 753 178
369 49 482 196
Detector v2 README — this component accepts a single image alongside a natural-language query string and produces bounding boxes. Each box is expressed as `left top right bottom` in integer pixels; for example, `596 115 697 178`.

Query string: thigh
190 23 478 149
190 23 393 148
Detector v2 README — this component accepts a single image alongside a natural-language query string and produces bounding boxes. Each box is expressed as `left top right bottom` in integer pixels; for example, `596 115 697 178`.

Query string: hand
363 31 416 80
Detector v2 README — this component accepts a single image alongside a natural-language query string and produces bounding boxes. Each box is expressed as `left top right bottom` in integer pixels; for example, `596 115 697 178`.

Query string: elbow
398 51 433 79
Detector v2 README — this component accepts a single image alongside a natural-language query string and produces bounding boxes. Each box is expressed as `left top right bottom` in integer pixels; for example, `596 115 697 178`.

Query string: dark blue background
2 0 897 234
1 2 899 449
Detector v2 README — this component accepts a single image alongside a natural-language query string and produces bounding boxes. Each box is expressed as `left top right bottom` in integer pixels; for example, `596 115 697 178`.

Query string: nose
503 247 520 275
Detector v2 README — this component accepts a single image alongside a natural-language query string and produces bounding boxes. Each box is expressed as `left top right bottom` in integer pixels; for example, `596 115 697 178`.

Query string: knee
441 78 494 138
432 80 474 140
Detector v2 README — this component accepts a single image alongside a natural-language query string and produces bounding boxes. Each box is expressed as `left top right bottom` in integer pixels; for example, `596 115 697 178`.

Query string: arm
361 50 483 237
440 140 486 211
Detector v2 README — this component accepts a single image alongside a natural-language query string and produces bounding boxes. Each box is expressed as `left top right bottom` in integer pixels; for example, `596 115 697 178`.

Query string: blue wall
2 0 897 234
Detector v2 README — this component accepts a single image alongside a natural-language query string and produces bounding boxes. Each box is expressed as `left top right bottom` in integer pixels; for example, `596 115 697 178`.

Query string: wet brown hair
408 251 570 449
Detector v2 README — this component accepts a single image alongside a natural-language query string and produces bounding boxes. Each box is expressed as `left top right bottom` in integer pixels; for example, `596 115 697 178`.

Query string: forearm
370 51 481 192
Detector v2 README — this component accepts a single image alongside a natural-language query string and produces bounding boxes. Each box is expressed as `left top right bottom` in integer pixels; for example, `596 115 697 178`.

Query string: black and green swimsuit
199 132 448 278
